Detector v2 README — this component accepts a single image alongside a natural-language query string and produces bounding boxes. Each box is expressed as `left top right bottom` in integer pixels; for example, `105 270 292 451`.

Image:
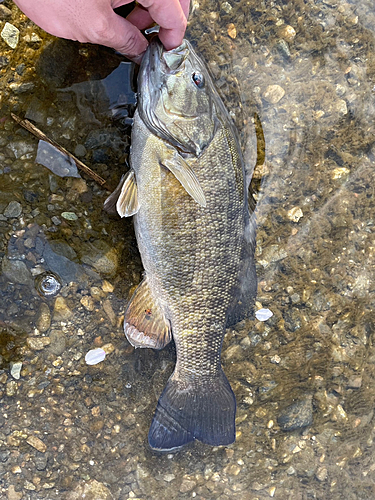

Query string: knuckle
90 16 111 43
120 31 140 55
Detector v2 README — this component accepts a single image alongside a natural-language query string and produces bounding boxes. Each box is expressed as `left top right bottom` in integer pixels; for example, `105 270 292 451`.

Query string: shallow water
0 0 375 499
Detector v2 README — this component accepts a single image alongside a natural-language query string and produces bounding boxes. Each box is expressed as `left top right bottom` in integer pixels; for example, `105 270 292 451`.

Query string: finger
137 0 187 50
91 8 148 56
179 0 190 19
126 5 154 31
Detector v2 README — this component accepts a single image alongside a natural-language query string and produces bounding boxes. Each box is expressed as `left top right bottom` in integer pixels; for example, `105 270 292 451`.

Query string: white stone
85 348 106 365
255 308 273 321
1 23 19 49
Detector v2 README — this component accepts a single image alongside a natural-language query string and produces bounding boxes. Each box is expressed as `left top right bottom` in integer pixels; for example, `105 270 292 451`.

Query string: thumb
92 9 148 56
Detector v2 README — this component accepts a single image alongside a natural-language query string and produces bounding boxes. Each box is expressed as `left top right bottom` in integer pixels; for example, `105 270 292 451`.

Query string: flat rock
277 396 313 431
2 257 33 286
65 479 114 500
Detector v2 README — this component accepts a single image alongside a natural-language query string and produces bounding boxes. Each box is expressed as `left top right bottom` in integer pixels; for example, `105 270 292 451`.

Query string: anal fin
125 277 171 349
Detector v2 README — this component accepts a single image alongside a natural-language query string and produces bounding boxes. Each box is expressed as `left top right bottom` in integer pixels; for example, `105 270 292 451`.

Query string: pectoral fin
124 277 171 350
161 155 206 207
116 169 140 217
104 170 140 218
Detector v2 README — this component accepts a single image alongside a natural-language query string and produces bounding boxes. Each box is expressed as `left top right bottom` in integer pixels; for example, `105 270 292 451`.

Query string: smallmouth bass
106 38 257 451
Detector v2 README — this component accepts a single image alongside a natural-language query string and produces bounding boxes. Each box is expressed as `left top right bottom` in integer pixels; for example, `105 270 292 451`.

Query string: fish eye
192 72 205 89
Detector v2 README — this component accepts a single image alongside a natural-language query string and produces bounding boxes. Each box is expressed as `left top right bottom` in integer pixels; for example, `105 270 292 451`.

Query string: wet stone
1 22 19 49
10 362 22 380
4 201 22 218
0 450 10 462
74 144 87 157
7 485 23 500
6 381 18 397
66 479 114 500
278 396 313 431
48 330 66 355
2 258 33 286
27 337 51 350
263 85 285 104
0 4 12 18
36 302 52 332
179 479 196 493
80 240 119 276
315 466 328 482
26 435 47 453
0 55 9 67
53 296 72 320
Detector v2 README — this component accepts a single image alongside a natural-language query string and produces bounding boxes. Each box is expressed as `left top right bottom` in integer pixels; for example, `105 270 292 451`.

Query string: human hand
13 0 190 59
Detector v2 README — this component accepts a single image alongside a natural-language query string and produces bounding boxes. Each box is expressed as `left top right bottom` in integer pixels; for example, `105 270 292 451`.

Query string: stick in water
11 113 112 191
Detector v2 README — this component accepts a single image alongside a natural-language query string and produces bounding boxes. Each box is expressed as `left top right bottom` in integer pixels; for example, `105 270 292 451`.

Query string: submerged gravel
1 0 375 499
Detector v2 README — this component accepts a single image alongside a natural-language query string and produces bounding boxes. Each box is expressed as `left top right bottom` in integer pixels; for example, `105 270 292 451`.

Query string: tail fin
148 370 236 451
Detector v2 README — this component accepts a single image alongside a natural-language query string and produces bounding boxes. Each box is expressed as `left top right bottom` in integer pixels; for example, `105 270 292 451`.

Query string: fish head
138 38 219 156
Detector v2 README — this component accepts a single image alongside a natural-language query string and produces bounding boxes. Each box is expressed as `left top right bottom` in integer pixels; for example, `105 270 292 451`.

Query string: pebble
26 435 47 453
27 337 51 350
331 167 350 179
163 474 175 482
23 32 42 44
74 144 87 157
1 22 19 49
277 396 313 431
53 296 72 320
7 485 23 500
287 207 303 222
4 201 22 218
102 280 114 293
347 376 362 388
6 381 18 397
85 348 106 365
48 330 66 356
80 295 95 311
9 82 35 94
258 245 288 267
263 85 286 104
102 343 115 355
10 362 22 380
255 308 273 321
315 466 328 482
280 25 296 42
221 1 232 14
61 211 78 221
0 4 12 18
227 23 237 39
179 479 196 493
270 355 281 364
36 303 52 332
66 480 114 500
103 299 117 326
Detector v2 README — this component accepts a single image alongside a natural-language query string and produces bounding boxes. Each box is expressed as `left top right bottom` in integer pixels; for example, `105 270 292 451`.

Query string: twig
11 113 112 191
